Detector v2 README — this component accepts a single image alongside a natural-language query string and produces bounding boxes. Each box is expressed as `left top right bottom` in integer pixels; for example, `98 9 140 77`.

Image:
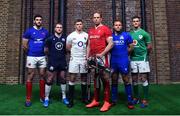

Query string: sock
26 81 32 101
61 84 66 99
45 84 51 100
111 84 118 102
81 82 87 101
124 84 133 102
68 82 75 104
142 80 149 100
133 82 139 99
104 79 110 102
93 78 100 101
39 80 45 100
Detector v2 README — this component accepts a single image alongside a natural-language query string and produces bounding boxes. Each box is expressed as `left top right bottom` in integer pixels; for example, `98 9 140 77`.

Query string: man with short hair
43 23 69 108
22 14 49 107
130 16 152 108
86 12 114 112
110 20 134 109
66 19 88 108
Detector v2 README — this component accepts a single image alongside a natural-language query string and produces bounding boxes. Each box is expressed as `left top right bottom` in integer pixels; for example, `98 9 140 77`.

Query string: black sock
81 84 87 101
68 84 75 104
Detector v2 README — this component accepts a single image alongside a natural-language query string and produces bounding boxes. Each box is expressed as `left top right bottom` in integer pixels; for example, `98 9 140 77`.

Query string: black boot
67 84 74 108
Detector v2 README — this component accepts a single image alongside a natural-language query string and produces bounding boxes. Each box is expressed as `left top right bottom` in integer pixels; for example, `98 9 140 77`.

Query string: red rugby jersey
88 25 112 56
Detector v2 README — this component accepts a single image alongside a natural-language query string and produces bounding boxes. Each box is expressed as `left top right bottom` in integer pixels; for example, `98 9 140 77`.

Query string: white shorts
130 61 150 73
68 56 87 73
26 56 47 68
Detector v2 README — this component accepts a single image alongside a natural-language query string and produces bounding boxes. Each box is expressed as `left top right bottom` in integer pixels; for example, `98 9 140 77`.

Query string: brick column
0 0 9 84
152 0 170 83
6 0 23 84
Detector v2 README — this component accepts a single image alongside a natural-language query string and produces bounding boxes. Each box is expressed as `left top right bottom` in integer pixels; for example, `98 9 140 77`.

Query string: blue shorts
111 58 130 74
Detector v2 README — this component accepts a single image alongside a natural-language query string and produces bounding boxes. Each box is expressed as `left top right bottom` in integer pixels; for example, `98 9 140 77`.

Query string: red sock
39 80 45 100
93 78 100 101
26 81 32 101
104 80 110 102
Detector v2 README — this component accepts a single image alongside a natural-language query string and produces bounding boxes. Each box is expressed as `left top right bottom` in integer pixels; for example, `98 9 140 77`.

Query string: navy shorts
47 61 67 72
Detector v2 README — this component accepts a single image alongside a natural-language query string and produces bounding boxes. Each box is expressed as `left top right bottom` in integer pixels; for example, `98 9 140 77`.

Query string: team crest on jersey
120 36 124 40
49 66 54 71
33 32 36 35
55 42 63 50
78 41 83 47
133 40 138 45
138 35 143 39
62 38 65 41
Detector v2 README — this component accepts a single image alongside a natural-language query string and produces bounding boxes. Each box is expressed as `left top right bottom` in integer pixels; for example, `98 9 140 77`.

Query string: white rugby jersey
67 31 88 57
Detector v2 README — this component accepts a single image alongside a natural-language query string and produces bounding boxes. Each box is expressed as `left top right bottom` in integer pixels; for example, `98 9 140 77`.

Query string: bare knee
111 72 118 85
27 69 35 81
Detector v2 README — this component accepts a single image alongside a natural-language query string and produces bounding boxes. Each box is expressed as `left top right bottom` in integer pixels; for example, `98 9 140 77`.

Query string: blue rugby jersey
23 27 49 56
111 32 133 63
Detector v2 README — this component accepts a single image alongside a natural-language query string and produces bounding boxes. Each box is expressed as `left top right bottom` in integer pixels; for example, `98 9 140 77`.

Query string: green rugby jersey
130 28 151 61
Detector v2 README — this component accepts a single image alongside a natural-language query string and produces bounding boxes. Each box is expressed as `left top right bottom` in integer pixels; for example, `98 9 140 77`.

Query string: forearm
22 39 28 51
101 41 114 56
86 46 90 58
147 43 152 53
66 44 72 51
128 44 134 55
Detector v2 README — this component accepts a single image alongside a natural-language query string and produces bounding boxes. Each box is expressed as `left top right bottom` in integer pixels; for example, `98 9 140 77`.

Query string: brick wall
152 0 171 83
0 0 179 84
166 0 180 82
66 0 113 34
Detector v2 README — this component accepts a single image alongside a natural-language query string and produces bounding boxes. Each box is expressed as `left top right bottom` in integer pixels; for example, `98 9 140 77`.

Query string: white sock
61 84 66 99
45 84 51 100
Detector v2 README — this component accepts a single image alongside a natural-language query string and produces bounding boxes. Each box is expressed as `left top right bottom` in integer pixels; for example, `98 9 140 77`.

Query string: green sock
142 85 149 100
133 84 139 98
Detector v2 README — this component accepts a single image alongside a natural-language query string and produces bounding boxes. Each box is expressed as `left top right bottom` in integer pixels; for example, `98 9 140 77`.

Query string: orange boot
100 101 111 112
86 99 100 108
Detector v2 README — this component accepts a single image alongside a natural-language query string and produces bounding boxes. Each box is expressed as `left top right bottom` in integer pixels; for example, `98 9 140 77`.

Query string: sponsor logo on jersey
34 38 43 43
55 42 63 50
114 40 124 45
78 41 83 47
89 35 100 39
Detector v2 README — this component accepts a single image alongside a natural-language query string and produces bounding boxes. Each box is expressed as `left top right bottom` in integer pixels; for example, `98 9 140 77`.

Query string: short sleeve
23 29 30 39
104 26 112 40
66 34 72 45
144 32 151 44
45 31 50 39
126 32 133 45
44 37 52 48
